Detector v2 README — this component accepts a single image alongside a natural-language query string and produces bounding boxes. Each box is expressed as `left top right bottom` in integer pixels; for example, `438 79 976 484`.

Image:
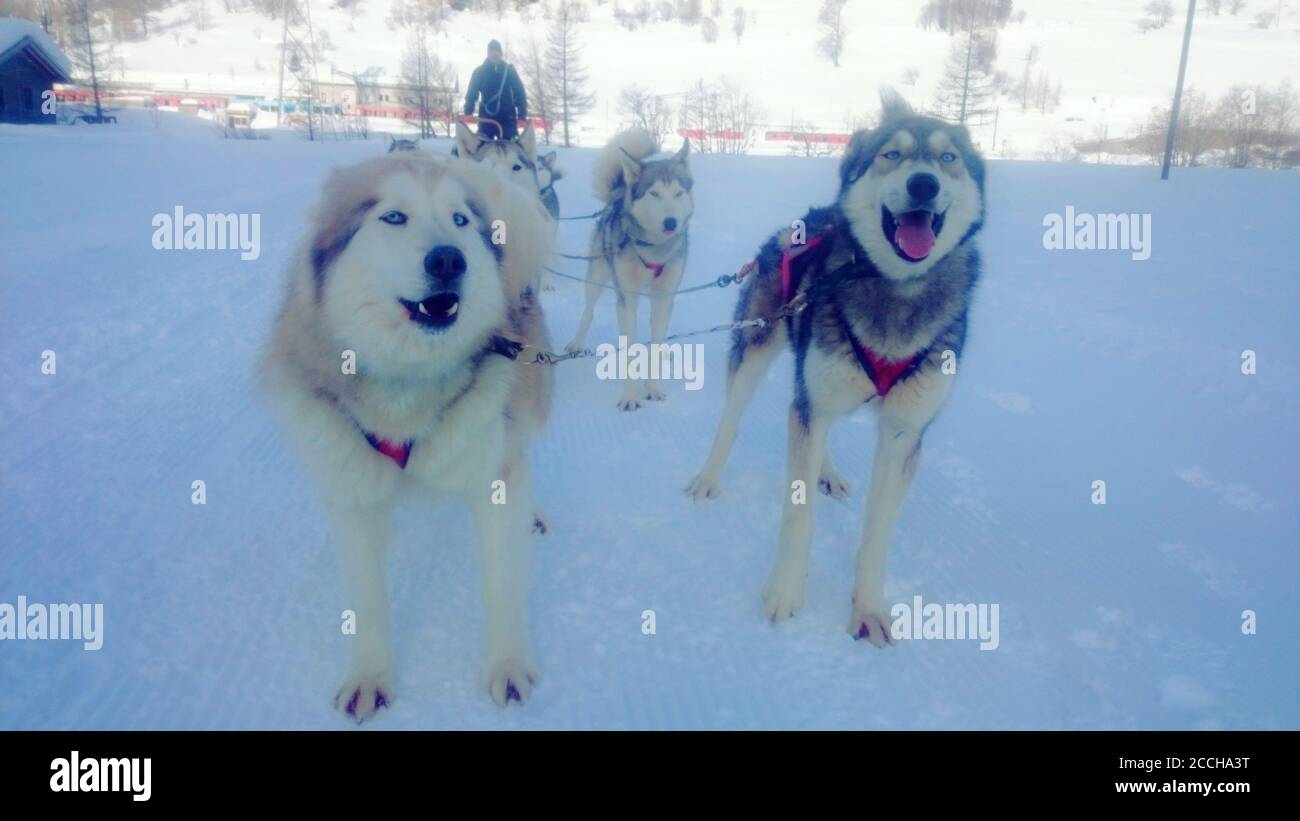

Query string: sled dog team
264 92 986 720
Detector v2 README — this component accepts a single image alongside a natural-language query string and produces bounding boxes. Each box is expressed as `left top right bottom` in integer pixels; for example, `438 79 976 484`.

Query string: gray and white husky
262 152 554 720
564 128 694 410
454 121 562 290
686 93 986 643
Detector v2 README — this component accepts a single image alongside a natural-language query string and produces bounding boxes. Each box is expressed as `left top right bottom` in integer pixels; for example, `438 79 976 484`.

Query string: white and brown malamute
263 153 554 720
687 93 987 643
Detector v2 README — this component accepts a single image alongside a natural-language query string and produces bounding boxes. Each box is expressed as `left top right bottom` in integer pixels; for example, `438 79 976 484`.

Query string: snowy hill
0 111 1296 729
66 0 1300 157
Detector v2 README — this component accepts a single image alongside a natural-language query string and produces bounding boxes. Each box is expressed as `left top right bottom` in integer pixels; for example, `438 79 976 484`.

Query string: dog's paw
563 338 585 354
643 383 668 402
487 658 538 706
684 471 723 501
848 602 894 648
541 278 557 292
617 396 642 412
533 510 549 535
818 467 851 500
334 672 393 723
762 573 806 622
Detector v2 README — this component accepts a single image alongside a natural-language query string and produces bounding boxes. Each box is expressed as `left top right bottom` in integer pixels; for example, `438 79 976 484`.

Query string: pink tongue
894 212 935 260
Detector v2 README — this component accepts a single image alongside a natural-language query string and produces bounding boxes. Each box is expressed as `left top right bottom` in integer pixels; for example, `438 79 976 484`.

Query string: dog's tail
592 127 658 203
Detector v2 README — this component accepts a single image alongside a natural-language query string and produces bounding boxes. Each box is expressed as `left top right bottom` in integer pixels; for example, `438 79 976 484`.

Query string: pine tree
817 0 849 67
520 36 557 145
932 26 994 124
544 0 595 147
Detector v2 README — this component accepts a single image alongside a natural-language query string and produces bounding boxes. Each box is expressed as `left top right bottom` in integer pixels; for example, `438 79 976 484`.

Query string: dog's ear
839 129 875 190
309 165 380 295
540 151 562 179
455 121 482 158
517 122 537 159
879 86 914 123
673 138 691 166
619 148 642 189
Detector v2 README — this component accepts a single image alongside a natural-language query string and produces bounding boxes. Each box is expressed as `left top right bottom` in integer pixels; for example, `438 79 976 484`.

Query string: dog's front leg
848 413 926 647
762 405 830 621
643 291 675 401
471 468 537 705
565 258 610 353
328 503 395 722
614 288 644 411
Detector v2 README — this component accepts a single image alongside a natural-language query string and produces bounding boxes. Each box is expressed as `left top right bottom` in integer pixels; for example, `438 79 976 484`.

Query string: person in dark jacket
463 40 527 141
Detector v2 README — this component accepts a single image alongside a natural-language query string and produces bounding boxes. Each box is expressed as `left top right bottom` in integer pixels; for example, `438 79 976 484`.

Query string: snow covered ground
0 112 1296 729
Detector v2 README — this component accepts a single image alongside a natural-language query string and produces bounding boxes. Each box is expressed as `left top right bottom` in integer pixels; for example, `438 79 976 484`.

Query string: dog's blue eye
452 212 469 227
650 191 662 199
379 210 407 225
941 152 957 162
883 150 901 160
512 164 523 171
674 191 684 199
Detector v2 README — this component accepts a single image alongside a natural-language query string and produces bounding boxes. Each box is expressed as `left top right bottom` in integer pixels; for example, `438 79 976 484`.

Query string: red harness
638 254 665 277
363 431 413 469
779 234 920 398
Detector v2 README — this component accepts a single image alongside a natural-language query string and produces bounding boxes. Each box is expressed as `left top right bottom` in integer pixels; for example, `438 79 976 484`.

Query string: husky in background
455 121 561 289
686 92 986 643
263 153 554 720
564 128 694 410
388 137 419 153
536 150 563 222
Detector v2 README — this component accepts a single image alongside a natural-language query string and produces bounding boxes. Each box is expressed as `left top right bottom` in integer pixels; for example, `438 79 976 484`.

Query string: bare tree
681 79 761 154
1137 0 1175 31
401 18 451 138
918 0 1015 34
618 84 674 146
701 16 718 42
1018 43 1037 111
732 6 746 40
63 0 114 121
545 0 596 147
817 0 848 67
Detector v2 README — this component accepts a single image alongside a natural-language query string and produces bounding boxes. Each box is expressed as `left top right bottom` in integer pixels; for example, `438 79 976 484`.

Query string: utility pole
1160 0 1197 180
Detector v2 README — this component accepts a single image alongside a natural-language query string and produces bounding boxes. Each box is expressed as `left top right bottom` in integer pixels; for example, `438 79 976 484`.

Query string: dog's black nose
424 246 466 283
663 217 677 232
907 172 940 202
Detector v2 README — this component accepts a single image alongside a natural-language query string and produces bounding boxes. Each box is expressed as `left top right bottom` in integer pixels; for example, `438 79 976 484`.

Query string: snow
94 0 1300 158
0 110 1297 729
0 17 71 78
